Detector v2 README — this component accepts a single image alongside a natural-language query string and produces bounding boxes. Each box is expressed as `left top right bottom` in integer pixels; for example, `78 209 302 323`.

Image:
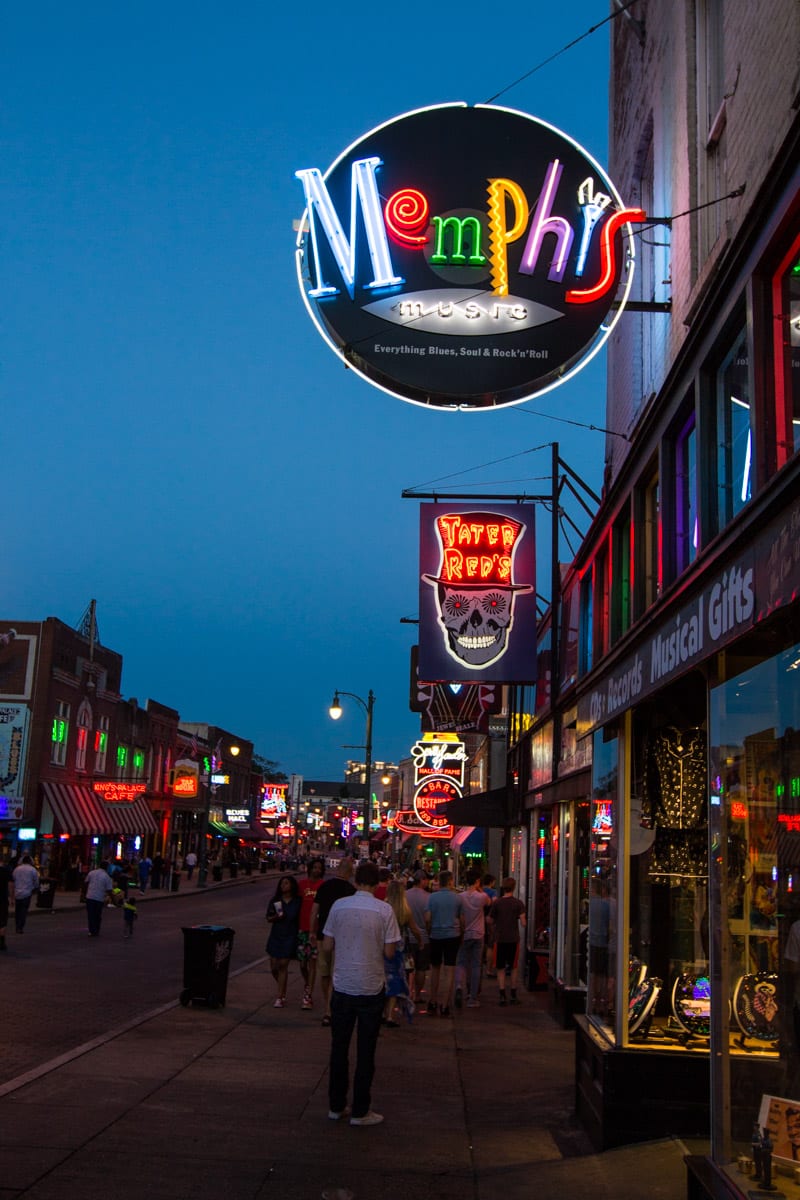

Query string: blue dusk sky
4 2 616 779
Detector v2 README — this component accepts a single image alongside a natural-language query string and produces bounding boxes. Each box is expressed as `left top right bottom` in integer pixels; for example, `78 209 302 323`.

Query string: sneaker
439 1005 451 1018
454 988 463 1009
466 999 481 1008
328 1107 350 1120
350 1111 384 1126
302 994 314 1010
273 997 286 1008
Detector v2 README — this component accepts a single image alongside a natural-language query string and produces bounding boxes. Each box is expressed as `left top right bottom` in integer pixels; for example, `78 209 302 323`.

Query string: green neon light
133 750 144 771
51 718 66 744
117 746 128 768
430 215 487 266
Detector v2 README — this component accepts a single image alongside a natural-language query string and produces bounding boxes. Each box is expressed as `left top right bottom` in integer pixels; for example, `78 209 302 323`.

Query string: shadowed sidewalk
0 941 692 1200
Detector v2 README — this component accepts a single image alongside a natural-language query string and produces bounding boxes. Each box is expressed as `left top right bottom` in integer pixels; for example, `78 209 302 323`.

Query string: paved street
1 872 275 1084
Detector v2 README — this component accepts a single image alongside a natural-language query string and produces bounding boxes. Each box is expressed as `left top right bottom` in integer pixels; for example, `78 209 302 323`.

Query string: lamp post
329 689 374 849
198 742 238 888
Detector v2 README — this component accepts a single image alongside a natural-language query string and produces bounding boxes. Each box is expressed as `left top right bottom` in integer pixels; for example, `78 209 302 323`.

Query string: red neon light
173 775 198 798
434 513 523 586
92 781 146 803
384 188 429 246
730 800 748 821
778 813 800 833
565 208 646 304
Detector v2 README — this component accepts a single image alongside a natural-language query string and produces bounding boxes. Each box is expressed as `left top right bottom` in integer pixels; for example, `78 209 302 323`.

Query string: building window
95 716 109 774
51 700 70 766
117 744 129 773
716 327 752 527
579 569 594 677
676 410 698 572
593 540 610 660
635 462 661 618
772 231 800 465
133 748 146 779
694 0 727 266
611 508 632 644
75 700 92 772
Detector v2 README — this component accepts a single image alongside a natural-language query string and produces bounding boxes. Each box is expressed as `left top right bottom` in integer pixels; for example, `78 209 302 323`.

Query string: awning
450 825 476 849
42 782 157 836
231 823 272 841
444 786 509 828
209 820 239 836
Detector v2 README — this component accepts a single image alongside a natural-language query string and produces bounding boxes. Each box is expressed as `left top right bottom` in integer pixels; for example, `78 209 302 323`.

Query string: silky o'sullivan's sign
295 103 645 410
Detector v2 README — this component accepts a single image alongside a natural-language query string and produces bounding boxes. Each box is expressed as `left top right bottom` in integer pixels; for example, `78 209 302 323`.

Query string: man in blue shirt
426 871 463 1017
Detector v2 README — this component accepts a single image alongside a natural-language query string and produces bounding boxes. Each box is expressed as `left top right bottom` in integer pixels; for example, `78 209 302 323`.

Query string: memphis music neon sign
295 103 645 410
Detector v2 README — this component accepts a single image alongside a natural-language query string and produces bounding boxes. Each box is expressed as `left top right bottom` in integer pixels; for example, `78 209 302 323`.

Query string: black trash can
229 862 239 879
212 865 223 882
36 878 57 911
171 871 181 893
179 925 235 1008
259 860 267 874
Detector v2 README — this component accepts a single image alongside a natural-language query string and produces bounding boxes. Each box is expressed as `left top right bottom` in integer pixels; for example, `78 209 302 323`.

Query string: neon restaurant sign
295 103 645 411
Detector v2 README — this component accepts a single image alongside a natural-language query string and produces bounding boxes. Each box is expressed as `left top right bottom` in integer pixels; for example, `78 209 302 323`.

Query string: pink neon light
566 209 646 304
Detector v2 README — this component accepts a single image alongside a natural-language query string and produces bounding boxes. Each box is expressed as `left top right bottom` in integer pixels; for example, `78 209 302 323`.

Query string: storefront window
772 232 800 465
554 799 591 989
589 729 618 1029
676 410 698 572
709 640 800 1177
716 327 752 527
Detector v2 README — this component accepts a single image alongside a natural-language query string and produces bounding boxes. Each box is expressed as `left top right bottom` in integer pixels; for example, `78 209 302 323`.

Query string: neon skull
436 585 516 666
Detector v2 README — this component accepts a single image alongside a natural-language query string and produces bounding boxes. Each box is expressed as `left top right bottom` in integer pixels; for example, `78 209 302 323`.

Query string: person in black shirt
310 858 356 1026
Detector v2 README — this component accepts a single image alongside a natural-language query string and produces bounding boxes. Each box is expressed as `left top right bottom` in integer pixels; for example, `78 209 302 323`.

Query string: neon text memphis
296 157 645 307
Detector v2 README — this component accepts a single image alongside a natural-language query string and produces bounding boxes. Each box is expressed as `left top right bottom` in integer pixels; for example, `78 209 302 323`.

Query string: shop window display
624 674 712 1050
709 639 800 1181
588 730 618 1025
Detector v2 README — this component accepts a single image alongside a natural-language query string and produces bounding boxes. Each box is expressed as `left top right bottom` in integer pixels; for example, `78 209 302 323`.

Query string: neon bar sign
295 103 645 410
92 782 146 803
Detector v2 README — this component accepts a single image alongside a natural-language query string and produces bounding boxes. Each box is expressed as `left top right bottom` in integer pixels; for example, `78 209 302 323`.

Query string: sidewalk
0 890 693 1200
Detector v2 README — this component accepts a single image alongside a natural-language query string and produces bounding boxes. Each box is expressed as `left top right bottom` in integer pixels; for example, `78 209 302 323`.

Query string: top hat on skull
422 510 533 668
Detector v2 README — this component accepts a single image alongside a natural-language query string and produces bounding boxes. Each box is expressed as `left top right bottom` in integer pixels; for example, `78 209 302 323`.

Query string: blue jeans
457 936 484 999
329 988 384 1118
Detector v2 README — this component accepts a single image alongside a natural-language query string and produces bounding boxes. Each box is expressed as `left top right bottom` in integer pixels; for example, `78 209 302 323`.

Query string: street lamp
329 689 374 847
197 742 239 888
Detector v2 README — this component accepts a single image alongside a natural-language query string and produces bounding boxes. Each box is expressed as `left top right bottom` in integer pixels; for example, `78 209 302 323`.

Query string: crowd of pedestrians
263 855 528 1128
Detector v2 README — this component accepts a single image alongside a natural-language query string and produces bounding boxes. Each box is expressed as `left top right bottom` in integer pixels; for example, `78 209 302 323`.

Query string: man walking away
83 860 114 937
427 871 463 1017
489 877 526 1005
11 854 40 934
322 860 400 1127
0 857 13 949
455 869 491 1007
405 871 431 1005
310 857 356 1026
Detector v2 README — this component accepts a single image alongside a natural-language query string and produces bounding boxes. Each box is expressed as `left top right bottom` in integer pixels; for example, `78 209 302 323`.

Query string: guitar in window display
670 973 711 1042
732 973 779 1049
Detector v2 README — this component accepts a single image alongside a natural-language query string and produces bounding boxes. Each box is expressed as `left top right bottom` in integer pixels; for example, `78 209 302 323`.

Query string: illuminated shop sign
92 781 146 803
261 783 288 819
0 704 29 801
413 778 458 833
295 103 644 410
411 732 467 788
419 504 536 682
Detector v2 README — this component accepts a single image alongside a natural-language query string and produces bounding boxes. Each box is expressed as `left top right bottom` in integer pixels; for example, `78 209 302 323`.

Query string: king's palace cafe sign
577 493 800 738
295 103 645 411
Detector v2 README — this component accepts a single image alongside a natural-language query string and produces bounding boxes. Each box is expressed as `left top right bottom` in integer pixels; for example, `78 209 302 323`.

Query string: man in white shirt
84 861 114 937
11 855 40 934
322 860 400 1127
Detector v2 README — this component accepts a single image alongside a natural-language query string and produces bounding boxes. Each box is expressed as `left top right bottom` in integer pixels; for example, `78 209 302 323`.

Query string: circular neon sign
295 103 644 411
